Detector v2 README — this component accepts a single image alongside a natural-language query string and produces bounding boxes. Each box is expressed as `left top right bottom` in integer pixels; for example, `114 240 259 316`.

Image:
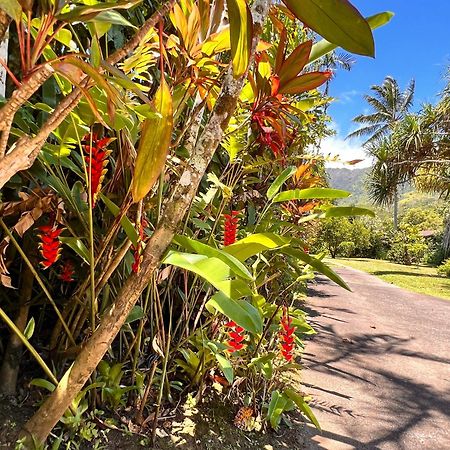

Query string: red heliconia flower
38 224 63 269
83 133 112 206
225 320 246 353
279 307 296 362
223 211 240 246
58 260 75 282
131 219 146 273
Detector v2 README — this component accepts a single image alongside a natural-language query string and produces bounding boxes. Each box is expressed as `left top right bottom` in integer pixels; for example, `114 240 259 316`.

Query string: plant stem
0 306 58 385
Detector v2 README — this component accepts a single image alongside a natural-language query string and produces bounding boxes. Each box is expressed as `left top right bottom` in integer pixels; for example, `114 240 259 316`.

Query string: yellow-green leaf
227 0 253 78
131 78 173 203
282 0 374 57
0 0 21 21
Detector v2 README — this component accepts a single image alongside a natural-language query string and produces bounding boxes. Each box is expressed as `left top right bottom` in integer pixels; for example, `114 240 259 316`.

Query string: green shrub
337 241 356 257
387 241 428 265
437 259 450 277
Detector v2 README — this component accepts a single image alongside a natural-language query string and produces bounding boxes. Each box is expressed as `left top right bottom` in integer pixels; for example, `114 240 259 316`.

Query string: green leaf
284 388 321 430
266 166 297 200
23 317 35 340
56 0 141 22
267 390 288 429
163 252 252 299
308 12 394 64
30 378 56 393
272 188 350 203
100 194 138 246
206 292 263 334
227 0 253 77
278 71 332 95
89 10 137 28
215 353 234 384
173 236 253 280
131 77 173 203
60 237 90 265
282 247 350 291
125 305 144 324
248 353 276 379
324 206 375 218
0 0 22 21
54 28 73 47
282 0 374 56
223 233 290 262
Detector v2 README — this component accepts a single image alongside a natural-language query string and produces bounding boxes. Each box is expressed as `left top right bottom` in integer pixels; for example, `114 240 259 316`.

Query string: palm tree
347 76 415 228
348 76 415 144
365 70 450 257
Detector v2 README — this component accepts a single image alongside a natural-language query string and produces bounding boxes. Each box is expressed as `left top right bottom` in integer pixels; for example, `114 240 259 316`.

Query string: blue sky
323 0 450 167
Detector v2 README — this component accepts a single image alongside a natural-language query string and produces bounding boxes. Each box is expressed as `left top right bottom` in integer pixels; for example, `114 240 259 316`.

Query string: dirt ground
0 393 312 449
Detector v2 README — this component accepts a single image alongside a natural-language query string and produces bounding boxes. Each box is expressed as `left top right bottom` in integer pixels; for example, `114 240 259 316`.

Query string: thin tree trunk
0 261 34 394
442 213 450 259
393 188 399 230
19 1 269 444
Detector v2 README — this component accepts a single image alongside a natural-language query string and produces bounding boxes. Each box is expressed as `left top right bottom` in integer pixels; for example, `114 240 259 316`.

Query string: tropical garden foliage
0 0 392 447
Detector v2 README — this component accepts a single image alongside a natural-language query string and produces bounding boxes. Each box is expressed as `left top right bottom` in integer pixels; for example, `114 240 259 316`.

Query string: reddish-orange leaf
278 40 312 86
278 71 332 95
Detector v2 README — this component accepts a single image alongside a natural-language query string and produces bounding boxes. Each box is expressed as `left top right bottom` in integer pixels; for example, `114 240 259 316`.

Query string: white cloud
335 89 361 104
318 135 373 169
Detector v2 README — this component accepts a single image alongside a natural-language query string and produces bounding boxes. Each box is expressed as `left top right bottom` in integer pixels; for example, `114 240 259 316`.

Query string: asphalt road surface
302 265 450 450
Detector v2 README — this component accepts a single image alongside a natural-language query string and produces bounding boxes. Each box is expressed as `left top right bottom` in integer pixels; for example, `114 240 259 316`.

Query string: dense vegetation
0 0 395 448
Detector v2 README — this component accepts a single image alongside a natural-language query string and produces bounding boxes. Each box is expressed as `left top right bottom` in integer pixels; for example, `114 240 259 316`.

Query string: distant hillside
326 168 369 204
326 168 439 211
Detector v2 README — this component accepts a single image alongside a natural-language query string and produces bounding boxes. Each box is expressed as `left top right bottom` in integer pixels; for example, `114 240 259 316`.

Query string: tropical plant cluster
0 0 391 447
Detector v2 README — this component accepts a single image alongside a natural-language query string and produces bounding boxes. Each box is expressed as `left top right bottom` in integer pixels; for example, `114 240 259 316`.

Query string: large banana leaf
282 0 374 56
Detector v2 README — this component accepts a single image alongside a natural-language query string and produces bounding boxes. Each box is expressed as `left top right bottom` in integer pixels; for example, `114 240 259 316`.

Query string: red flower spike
38 224 63 269
223 211 240 246
59 260 75 282
279 306 296 362
131 219 146 273
225 319 246 353
83 133 112 207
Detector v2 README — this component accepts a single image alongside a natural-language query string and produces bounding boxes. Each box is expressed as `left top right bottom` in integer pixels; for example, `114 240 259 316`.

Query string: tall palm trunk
393 188 399 230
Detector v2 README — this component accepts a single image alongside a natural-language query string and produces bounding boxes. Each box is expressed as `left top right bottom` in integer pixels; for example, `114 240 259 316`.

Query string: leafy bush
437 259 450 277
386 224 428 265
337 241 356 257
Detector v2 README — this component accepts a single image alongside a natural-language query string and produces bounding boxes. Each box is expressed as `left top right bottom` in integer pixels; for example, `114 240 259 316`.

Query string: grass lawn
328 257 450 300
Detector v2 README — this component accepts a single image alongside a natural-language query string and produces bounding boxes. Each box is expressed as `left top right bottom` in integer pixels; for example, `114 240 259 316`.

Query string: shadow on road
301 272 450 449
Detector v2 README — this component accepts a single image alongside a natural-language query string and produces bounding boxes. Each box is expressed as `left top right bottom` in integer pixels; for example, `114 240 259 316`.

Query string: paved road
301 265 450 450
